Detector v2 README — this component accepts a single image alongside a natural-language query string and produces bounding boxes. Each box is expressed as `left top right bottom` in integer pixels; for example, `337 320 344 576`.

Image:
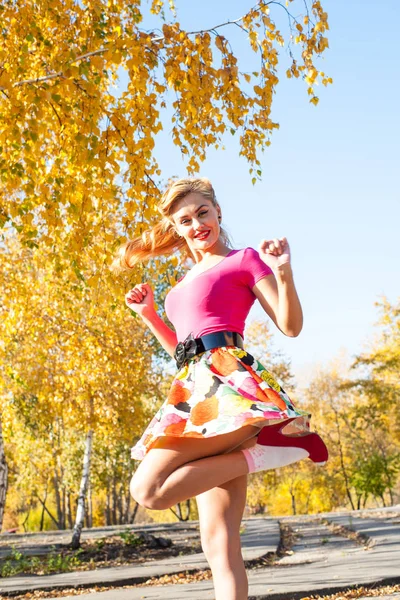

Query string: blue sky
139 0 400 384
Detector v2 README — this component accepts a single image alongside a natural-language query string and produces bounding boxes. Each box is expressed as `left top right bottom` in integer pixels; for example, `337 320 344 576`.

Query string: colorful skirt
131 346 311 461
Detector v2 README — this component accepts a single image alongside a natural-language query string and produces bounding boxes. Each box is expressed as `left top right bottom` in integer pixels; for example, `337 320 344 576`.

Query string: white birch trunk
71 429 93 549
0 417 8 532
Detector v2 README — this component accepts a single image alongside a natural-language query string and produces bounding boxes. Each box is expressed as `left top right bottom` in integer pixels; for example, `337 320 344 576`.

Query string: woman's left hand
258 237 291 270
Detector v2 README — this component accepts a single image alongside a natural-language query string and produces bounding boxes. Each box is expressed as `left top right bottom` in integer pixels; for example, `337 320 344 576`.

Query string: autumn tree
247 358 359 518
347 298 400 506
303 335 400 513
0 0 331 271
0 235 163 536
351 299 400 440
303 362 361 511
245 319 298 514
0 0 332 531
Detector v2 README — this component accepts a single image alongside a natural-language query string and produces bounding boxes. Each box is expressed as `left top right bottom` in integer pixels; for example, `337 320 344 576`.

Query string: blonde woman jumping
114 178 328 600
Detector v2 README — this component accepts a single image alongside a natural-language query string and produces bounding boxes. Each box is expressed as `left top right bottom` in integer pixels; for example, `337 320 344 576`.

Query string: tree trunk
66 491 73 529
71 429 93 549
105 483 111 526
53 470 63 529
88 481 93 528
35 493 60 529
291 492 296 515
84 498 89 528
112 472 117 525
130 501 139 524
39 488 48 531
0 417 8 532
62 487 66 530
170 500 191 521
118 486 124 525
333 409 355 510
84 486 91 528
124 490 131 524
22 508 31 533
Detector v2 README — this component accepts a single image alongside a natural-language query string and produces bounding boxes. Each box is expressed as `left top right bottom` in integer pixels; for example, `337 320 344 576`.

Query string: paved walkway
0 518 279 595
50 511 400 600
1 508 399 599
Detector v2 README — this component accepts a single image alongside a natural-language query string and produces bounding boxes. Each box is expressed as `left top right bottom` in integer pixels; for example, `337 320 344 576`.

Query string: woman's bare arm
125 283 178 356
252 264 303 337
141 311 178 357
253 238 303 337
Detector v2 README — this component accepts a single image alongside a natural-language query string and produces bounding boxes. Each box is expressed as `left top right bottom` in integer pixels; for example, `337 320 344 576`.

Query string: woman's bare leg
196 436 256 600
131 425 258 509
197 475 248 600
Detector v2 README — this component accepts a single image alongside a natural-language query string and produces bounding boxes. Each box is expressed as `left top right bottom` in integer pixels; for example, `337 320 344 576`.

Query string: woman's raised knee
129 475 171 510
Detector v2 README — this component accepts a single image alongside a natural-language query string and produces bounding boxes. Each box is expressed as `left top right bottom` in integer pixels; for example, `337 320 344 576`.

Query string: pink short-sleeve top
164 247 273 342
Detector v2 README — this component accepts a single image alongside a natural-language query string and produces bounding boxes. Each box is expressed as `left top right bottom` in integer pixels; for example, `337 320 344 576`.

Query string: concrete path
41 509 400 600
0 518 279 596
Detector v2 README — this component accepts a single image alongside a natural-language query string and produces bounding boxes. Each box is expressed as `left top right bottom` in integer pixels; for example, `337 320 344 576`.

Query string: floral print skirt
131 346 311 461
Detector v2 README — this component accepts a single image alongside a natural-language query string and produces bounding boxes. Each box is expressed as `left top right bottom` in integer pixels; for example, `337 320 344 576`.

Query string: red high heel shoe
257 419 328 465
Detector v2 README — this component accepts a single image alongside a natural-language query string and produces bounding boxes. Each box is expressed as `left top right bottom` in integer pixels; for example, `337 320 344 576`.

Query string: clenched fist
125 283 155 318
258 237 291 271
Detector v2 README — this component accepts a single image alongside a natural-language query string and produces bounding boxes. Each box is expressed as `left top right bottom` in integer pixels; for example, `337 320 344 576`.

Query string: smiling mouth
194 230 211 240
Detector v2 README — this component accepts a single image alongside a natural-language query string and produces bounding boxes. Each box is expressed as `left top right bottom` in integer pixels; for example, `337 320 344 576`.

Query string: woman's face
171 192 221 254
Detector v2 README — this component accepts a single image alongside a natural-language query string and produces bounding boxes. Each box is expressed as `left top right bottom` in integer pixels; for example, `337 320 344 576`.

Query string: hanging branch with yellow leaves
0 0 331 266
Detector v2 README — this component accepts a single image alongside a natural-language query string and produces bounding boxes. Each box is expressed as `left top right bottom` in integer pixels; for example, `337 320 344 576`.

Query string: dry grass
303 583 400 600
320 519 372 548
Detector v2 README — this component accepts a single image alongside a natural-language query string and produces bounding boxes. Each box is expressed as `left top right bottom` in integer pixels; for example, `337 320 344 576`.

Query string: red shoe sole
257 420 328 464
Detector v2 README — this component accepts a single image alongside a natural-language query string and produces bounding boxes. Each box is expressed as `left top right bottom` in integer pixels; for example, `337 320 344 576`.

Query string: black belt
174 331 244 370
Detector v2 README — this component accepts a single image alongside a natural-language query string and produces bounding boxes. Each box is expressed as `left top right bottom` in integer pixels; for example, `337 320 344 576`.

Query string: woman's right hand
125 283 155 318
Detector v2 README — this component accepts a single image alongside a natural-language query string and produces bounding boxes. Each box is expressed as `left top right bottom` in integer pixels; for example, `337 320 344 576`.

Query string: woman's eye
180 211 207 224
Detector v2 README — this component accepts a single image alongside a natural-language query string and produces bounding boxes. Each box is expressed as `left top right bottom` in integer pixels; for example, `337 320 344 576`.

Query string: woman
114 177 328 600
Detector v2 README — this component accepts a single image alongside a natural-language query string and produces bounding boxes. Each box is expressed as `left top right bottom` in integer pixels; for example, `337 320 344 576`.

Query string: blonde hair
111 177 229 272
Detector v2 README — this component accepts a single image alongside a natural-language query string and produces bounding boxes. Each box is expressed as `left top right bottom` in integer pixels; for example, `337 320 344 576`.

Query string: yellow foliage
246 318 400 516
0 0 332 527
0 0 330 260
147 500 199 524
0 233 168 529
